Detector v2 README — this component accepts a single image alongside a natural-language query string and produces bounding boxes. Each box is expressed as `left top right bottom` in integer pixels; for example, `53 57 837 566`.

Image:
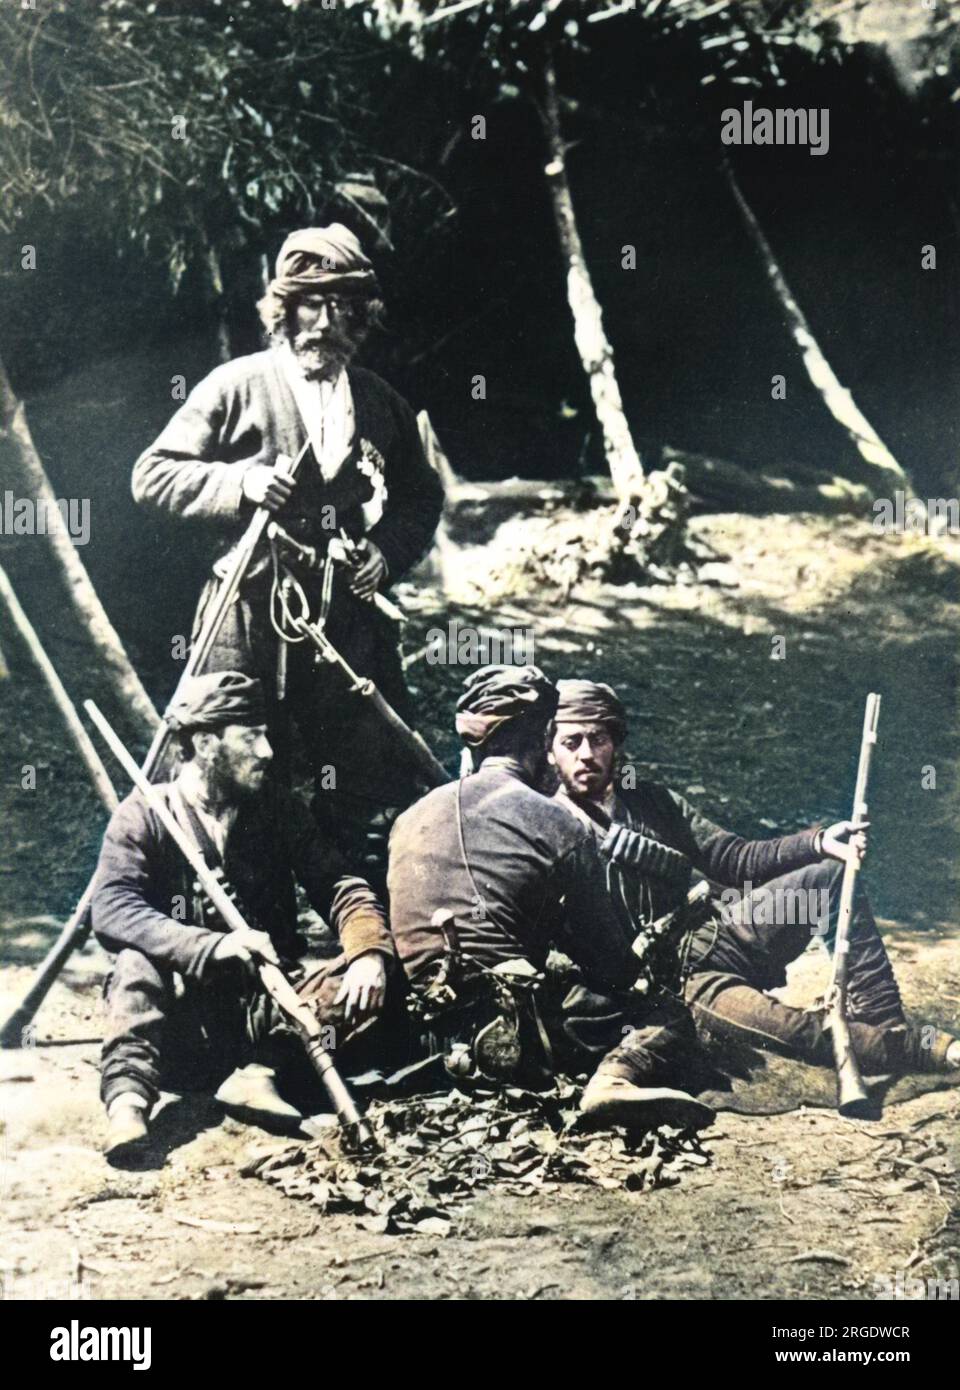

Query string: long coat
131 351 444 684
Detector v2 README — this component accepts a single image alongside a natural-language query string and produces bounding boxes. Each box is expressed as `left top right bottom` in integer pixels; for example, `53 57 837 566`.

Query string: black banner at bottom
6 1297 954 1372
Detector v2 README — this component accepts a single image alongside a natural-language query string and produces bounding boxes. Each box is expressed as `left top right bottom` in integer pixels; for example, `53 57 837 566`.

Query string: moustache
294 329 352 352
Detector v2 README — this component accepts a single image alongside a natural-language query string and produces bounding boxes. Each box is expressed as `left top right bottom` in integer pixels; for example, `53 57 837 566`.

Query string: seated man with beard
386 665 713 1130
548 678 960 1082
93 672 394 1164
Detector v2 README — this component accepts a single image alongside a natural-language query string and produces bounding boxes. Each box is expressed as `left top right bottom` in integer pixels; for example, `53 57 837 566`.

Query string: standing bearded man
132 225 444 875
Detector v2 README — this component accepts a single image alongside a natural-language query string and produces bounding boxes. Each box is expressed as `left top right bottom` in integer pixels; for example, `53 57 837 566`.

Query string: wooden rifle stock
0 447 310 1048
84 700 377 1151
826 693 881 1119
136 442 310 778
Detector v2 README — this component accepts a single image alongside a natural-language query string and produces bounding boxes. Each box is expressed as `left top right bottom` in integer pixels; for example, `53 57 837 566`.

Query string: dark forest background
1 0 958 673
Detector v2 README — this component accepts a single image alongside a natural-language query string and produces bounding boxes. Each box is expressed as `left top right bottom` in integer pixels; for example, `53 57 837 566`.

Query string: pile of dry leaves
242 1082 711 1235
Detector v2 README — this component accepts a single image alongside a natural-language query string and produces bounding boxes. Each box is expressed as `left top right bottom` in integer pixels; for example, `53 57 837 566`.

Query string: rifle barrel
296 617 448 787
826 692 880 1118
83 698 376 1148
0 447 311 1048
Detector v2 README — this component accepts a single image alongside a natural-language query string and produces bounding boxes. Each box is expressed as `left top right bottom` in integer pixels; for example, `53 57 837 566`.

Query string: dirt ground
1 508 959 1301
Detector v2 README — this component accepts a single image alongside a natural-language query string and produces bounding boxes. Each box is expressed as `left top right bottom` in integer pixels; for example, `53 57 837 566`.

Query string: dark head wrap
554 679 627 744
455 665 558 748
164 672 266 733
271 224 378 300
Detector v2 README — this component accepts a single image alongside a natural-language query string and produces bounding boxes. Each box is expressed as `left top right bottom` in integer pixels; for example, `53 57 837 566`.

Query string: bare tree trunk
538 48 646 512
0 351 157 736
0 562 119 814
726 164 912 498
417 409 459 595
206 239 232 364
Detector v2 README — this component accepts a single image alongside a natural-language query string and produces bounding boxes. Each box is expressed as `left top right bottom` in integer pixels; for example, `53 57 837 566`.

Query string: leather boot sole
214 1076 304 1135
104 1118 151 1168
215 1099 304 1136
581 1084 715 1132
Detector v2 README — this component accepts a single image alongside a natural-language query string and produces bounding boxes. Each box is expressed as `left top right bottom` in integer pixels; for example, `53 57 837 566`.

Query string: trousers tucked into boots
100 947 387 1111
681 859 939 1073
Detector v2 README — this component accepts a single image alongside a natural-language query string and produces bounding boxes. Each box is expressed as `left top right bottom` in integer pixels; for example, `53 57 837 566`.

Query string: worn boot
104 1093 150 1164
580 1072 715 1131
215 1063 302 1131
904 1025 960 1074
848 1021 960 1076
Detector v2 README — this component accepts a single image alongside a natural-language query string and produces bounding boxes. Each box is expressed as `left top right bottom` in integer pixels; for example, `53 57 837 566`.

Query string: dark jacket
556 780 822 926
387 758 639 994
92 780 392 980
132 351 443 584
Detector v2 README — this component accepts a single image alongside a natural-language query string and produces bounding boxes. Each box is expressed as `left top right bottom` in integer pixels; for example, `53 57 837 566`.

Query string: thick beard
208 744 263 802
290 327 358 382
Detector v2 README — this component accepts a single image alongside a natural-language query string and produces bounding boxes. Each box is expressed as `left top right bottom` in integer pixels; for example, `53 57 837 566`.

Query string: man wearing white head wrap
132 225 444 875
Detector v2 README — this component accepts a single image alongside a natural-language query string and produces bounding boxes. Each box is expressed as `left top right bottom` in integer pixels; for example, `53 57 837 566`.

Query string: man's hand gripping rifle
84 699 378 1152
0 447 311 1049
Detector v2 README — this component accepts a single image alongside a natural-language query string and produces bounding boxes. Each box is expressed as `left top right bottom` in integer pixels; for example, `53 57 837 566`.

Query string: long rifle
0 448 309 1048
84 700 377 1151
0 563 122 818
0 564 121 1048
294 614 449 788
826 692 880 1119
138 442 310 778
